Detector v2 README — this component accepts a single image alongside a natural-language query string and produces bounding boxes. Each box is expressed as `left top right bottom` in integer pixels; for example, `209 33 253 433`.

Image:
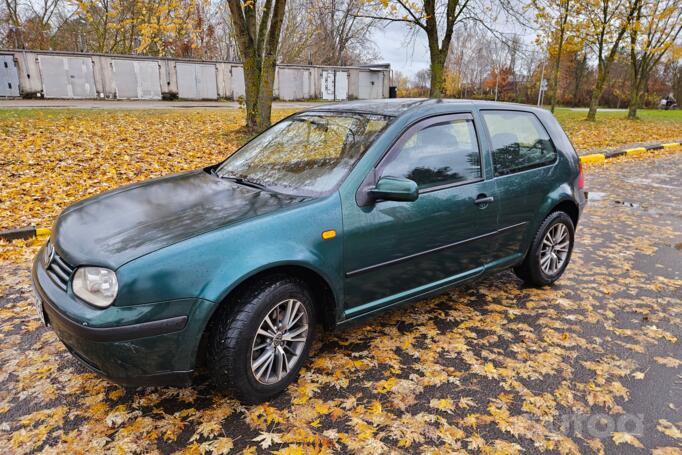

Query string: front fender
115 193 344 312
203 244 343 308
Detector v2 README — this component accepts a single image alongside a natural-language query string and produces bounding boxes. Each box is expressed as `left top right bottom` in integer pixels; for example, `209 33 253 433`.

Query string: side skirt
338 266 485 327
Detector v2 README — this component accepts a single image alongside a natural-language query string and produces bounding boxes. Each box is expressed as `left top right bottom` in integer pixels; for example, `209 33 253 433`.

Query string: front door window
380 118 482 189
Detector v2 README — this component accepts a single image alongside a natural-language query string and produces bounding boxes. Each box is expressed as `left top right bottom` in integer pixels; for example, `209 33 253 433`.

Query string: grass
554 107 682 119
548 108 682 151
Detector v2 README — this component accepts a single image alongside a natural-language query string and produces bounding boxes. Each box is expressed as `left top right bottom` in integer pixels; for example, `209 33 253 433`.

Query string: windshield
216 112 391 197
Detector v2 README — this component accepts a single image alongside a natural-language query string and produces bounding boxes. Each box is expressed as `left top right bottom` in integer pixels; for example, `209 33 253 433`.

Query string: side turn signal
321 230 336 240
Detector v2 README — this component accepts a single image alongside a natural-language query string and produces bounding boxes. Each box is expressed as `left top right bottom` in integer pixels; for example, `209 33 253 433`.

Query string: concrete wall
0 49 390 101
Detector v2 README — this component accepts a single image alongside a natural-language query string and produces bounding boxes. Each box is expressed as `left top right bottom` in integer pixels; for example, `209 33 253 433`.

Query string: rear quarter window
482 110 557 176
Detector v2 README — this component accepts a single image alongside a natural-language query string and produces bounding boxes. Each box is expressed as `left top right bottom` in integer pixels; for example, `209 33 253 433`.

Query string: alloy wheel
539 222 570 276
250 299 309 385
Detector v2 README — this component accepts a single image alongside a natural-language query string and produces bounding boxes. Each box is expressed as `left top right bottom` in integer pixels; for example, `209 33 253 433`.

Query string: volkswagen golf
32 99 586 403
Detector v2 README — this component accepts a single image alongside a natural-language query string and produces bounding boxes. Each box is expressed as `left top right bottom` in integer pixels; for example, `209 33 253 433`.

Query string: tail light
577 161 585 190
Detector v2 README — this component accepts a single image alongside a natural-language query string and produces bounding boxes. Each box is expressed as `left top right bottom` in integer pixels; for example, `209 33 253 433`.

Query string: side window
482 110 557 176
381 118 481 190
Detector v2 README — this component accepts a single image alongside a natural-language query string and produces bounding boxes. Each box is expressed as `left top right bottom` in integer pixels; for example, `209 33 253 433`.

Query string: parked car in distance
32 99 586 403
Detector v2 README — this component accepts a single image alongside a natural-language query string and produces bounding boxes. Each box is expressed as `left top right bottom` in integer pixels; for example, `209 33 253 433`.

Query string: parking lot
0 147 681 453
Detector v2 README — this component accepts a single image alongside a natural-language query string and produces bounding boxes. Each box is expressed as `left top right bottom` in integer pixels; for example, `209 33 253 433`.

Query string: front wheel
207 276 316 403
514 211 575 287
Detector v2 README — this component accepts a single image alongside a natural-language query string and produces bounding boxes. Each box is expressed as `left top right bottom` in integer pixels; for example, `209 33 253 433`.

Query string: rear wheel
514 211 575 287
207 276 316 403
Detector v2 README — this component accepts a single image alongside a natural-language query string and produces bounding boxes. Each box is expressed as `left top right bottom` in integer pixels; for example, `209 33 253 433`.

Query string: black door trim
345 221 527 277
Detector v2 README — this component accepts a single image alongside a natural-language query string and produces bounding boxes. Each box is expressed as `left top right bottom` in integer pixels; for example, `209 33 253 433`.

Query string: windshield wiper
216 172 269 191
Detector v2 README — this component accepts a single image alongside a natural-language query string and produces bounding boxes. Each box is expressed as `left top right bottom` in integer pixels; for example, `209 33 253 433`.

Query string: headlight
73 267 118 308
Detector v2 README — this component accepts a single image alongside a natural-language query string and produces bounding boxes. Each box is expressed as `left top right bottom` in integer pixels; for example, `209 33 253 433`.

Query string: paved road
1 153 682 453
0 99 322 109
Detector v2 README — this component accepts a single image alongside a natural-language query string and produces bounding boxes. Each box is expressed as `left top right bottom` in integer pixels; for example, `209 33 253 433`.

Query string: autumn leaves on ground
1 108 682 454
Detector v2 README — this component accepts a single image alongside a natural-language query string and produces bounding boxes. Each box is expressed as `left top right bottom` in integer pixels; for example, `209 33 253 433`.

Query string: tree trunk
257 44 278 129
627 77 641 120
572 53 586 106
429 51 446 98
550 6 568 113
242 56 262 131
587 64 607 121
229 0 286 133
550 41 564 113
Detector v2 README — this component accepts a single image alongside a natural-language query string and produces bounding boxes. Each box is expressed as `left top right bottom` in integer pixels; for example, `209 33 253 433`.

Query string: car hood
53 170 308 269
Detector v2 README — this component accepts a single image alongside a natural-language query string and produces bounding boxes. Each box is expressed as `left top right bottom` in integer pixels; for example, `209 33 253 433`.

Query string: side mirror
368 177 419 202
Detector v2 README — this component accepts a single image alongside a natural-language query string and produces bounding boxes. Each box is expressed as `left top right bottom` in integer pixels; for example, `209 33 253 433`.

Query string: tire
207 275 316 403
513 211 575 287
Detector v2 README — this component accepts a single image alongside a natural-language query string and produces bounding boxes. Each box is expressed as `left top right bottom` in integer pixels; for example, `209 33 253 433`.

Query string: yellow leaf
655 357 682 368
612 432 644 448
429 398 455 412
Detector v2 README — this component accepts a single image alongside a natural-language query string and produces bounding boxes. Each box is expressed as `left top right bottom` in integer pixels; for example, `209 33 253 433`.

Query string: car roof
307 98 544 118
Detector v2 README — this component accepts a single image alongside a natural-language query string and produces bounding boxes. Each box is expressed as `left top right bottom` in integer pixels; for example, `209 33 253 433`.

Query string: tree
276 0 315 63
2 0 69 49
75 0 219 56
532 0 579 112
268 0 379 65
582 0 640 120
362 0 473 97
310 0 378 65
228 0 287 132
414 68 431 95
627 0 682 119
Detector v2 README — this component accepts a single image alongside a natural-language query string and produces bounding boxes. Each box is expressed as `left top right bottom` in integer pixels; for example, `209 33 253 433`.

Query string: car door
342 113 499 316
479 110 559 266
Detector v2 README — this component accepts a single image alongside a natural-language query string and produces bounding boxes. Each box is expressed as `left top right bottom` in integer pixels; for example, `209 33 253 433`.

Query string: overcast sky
370 15 539 78
370 22 431 77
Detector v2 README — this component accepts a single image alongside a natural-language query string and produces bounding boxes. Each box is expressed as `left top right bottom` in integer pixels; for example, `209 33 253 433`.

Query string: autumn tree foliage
531 0 581 112
581 0 640 121
77 0 216 56
1 0 219 57
2 0 67 50
627 0 682 119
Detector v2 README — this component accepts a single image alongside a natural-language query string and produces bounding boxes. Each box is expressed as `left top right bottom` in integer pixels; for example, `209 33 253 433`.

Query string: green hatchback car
32 99 586 402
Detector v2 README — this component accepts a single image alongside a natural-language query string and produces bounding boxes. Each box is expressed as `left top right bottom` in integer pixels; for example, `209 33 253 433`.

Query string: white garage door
112 59 161 99
177 63 217 99
39 55 96 98
334 71 348 100
278 68 312 100
0 55 20 97
359 71 384 99
231 66 245 99
321 70 348 101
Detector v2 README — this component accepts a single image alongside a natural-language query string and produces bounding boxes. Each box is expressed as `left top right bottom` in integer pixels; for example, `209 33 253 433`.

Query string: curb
580 141 682 164
0 226 51 241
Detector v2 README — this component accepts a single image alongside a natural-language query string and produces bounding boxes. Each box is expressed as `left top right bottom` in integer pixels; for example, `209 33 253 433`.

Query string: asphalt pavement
1 152 681 453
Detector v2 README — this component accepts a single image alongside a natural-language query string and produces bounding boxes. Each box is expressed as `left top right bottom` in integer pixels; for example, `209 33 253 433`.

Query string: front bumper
31 251 214 387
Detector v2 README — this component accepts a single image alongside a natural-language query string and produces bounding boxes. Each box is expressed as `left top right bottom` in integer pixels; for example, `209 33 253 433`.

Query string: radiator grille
45 243 74 290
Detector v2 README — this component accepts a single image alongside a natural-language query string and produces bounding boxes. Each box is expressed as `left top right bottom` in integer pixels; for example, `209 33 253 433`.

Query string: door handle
474 195 495 205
